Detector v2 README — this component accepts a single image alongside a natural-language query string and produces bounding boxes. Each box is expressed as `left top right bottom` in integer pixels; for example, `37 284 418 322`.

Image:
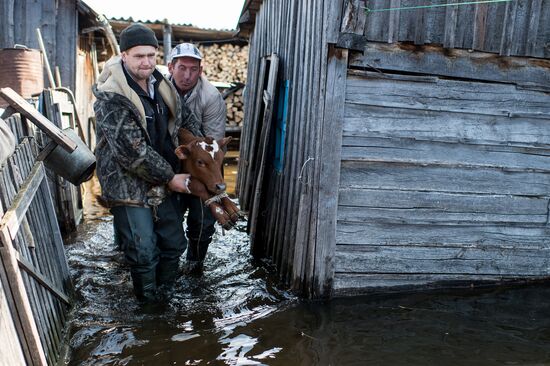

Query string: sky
84 0 247 30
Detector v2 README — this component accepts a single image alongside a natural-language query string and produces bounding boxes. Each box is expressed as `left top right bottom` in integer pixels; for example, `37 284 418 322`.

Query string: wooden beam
310 46 349 298
349 42 550 88
0 234 47 366
15 252 70 305
163 22 172 66
0 162 45 242
0 88 76 152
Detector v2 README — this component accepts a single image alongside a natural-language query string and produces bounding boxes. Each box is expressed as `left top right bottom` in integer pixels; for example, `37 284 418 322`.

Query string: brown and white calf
175 128 241 229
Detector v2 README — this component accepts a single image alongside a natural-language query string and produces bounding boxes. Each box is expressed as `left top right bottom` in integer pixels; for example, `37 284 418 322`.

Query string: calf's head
175 129 232 194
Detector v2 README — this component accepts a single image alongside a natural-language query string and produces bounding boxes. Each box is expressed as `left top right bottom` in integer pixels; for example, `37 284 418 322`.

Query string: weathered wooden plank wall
0 139 72 365
360 0 550 58
0 265 26 366
349 43 550 91
0 0 78 90
238 0 346 295
334 68 550 294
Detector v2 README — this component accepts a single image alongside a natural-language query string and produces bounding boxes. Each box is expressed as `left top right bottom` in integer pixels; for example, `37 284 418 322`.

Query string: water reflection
66 169 550 365
65 215 295 365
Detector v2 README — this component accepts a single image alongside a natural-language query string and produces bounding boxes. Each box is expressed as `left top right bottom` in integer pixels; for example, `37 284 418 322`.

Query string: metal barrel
42 128 96 185
0 48 44 108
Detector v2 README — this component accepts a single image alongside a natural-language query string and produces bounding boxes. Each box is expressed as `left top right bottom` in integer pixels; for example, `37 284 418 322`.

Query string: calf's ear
175 145 190 160
178 128 195 144
218 136 232 148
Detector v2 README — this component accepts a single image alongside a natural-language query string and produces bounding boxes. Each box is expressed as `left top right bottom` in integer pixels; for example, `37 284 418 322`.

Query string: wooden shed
236 0 550 298
0 0 116 144
1 0 116 231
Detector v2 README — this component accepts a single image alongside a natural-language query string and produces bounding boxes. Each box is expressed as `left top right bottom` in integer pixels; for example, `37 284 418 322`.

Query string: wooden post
309 46 348 298
35 28 56 89
163 21 172 65
54 66 62 88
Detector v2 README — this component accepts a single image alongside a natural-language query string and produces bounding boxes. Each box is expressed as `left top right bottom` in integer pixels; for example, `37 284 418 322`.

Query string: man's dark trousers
112 194 186 301
181 194 216 267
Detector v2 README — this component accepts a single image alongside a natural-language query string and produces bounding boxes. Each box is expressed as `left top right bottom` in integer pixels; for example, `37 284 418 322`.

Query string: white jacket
0 118 15 165
184 75 226 140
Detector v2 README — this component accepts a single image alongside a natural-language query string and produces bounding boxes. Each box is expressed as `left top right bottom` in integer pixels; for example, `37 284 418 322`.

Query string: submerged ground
63 178 550 365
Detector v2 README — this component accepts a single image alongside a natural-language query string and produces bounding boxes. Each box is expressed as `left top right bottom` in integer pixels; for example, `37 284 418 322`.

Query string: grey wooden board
344 103 550 147
341 0 366 34
338 189 548 225
55 0 77 89
249 54 279 251
348 43 550 89
0 139 70 365
0 258 26 366
308 46 349 297
345 73 550 117
332 273 546 294
326 0 345 43
341 136 550 172
340 161 550 197
0 163 44 241
336 221 550 248
361 0 549 57
335 244 550 276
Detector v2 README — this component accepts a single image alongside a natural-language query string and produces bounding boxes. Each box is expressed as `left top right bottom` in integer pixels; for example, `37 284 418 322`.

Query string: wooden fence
0 138 72 366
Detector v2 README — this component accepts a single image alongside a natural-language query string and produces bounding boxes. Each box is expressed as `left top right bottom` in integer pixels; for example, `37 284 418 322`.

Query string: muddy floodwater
63 177 550 365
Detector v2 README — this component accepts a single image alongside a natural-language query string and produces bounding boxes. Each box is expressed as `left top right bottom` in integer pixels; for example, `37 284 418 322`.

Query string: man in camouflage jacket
93 23 190 302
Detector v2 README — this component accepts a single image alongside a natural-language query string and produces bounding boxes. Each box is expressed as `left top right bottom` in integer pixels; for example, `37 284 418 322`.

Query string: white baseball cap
170 43 202 61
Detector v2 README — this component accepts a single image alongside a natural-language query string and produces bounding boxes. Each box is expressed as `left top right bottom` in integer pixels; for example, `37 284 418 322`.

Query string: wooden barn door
334 68 550 294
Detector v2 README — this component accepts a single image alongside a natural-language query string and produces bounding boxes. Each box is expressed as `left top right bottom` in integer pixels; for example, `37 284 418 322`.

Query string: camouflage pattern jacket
93 56 183 208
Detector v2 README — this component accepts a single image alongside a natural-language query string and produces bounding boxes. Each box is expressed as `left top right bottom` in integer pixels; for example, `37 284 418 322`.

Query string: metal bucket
41 128 96 185
0 47 44 108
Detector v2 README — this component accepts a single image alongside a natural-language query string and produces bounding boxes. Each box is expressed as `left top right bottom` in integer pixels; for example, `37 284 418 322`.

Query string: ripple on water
65 210 296 365
66 188 550 365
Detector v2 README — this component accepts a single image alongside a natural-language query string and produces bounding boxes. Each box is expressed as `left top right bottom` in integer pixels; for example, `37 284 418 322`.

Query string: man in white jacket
168 43 226 140
0 118 16 165
168 43 227 274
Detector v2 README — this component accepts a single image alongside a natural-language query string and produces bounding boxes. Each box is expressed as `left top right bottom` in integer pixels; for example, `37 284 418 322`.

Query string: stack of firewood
224 88 244 127
157 43 249 128
200 44 248 129
198 44 248 84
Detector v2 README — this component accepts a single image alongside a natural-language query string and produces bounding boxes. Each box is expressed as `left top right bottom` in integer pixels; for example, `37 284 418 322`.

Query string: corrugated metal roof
109 16 232 32
109 18 245 45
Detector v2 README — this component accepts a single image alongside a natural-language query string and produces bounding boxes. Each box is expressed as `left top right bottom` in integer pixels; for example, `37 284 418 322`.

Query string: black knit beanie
119 23 158 52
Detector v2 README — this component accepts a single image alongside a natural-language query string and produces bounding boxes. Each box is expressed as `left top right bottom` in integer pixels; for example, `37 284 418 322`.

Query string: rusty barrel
0 47 44 108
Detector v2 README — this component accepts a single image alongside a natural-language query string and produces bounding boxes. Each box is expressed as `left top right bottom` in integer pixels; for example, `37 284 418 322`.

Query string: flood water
64 176 550 365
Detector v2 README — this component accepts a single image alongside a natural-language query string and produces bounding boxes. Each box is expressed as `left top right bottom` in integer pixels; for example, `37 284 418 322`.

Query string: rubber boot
156 258 181 287
183 239 210 275
131 269 158 303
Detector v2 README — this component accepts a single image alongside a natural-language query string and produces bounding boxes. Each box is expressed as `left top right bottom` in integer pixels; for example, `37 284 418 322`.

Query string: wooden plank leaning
0 165 49 366
0 162 44 242
0 87 77 152
249 54 279 253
